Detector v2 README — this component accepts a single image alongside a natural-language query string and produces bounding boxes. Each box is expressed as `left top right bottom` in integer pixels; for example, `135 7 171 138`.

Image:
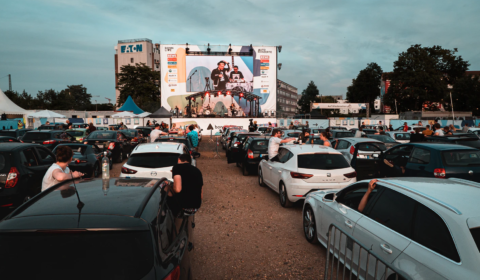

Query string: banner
160 44 277 116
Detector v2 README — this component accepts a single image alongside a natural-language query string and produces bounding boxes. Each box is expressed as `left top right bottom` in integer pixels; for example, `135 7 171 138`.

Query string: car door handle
380 243 393 254
344 220 353 229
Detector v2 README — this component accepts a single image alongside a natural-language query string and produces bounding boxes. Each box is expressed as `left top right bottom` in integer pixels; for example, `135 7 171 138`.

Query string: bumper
287 180 355 202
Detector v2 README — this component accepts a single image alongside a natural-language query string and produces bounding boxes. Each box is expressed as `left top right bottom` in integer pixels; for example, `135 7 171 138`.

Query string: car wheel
258 168 265 187
93 163 100 178
116 151 123 163
242 163 249 176
279 182 293 208
303 206 318 244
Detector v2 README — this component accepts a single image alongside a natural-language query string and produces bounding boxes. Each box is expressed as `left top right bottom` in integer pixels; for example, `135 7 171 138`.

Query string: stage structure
160 44 278 118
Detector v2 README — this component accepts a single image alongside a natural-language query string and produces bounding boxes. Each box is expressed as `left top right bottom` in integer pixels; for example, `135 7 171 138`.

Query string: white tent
136 112 151 118
0 88 29 114
27 110 66 118
112 111 136 118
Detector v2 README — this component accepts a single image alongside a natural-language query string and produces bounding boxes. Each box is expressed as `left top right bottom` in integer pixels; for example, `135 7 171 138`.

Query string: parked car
467 128 480 138
0 143 56 212
37 124 65 130
223 129 248 150
121 142 200 179
96 126 108 131
365 134 401 149
21 130 75 150
311 128 326 136
329 130 355 139
385 131 411 143
121 129 145 147
226 132 261 158
155 135 195 154
329 126 348 130
72 123 88 129
84 130 133 163
108 124 121 130
228 136 270 176
66 128 89 142
0 178 194 279
221 127 243 148
425 135 480 149
136 126 154 141
394 125 426 132
0 136 21 143
258 145 356 207
0 129 31 140
257 127 272 135
361 129 377 135
52 144 112 178
303 177 480 280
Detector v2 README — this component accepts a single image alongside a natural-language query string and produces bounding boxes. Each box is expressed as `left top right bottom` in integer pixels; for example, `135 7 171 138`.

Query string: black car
257 127 272 135
351 142 480 182
155 136 194 153
38 123 65 130
425 135 480 149
226 132 261 158
0 178 194 279
84 131 133 163
365 134 401 149
0 143 56 214
52 144 112 178
228 136 270 176
0 136 20 143
223 130 248 150
121 129 146 147
136 126 154 139
21 130 75 150
0 129 31 140
108 124 121 130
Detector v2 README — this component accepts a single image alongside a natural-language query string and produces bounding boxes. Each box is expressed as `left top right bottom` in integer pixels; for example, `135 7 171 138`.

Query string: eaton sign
121 44 143 53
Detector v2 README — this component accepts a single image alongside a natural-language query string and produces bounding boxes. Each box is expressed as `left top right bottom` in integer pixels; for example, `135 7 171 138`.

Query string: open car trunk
350 143 385 180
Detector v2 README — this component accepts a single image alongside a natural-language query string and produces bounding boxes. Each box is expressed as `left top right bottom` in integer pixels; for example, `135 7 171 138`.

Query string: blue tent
116 96 145 115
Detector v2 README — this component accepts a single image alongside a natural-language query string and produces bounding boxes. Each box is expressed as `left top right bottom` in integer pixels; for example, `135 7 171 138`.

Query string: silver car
331 137 386 163
385 131 411 144
303 177 480 279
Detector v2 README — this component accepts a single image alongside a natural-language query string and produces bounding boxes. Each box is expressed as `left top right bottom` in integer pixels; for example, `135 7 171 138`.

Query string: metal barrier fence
324 224 409 280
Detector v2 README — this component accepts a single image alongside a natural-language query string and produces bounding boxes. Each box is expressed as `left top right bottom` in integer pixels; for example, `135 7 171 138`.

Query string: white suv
258 145 356 207
120 143 198 180
303 177 480 279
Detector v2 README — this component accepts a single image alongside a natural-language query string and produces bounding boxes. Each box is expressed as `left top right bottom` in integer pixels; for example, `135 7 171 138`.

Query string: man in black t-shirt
229 66 244 81
211 60 230 90
165 154 203 216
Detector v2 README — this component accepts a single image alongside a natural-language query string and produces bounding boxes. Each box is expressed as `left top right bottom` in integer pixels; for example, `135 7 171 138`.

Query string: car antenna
71 173 85 228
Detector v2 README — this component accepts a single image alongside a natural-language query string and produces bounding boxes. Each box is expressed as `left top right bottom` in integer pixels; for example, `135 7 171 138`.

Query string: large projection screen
160 44 277 116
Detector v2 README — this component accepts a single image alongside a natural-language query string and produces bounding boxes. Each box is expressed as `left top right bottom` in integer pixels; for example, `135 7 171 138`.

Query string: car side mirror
192 152 201 159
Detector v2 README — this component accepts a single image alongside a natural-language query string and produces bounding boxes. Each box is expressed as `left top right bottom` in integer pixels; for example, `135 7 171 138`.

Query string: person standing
87 122 96 134
248 119 255 132
289 122 294 129
187 125 199 152
211 60 231 90
423 125 433 136
360 122 366 129
388 124 393 131
150 123 167 142
268 129 295 160
462 123 469 133
305 121 309 128
319 132 331 147
403 122 408 132
17 120 24 129
253 121 258 131
42 146 84 191
433 123 444 136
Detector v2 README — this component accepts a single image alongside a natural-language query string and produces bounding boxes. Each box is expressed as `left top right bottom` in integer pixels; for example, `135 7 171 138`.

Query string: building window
131 58 134 63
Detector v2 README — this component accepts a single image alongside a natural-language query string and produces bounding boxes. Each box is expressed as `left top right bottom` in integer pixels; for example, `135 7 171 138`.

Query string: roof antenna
71 173 84 227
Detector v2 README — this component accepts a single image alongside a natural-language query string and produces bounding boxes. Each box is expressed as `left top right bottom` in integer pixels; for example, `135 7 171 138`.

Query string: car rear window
394 133 411 140
471 228 480 253
367 135 397 143
442 150 480 166
68 131 85 137
298 154 350 170
122 130 138 137
287 132 301 137
252 140 268 150
357 142 386 151
58 145 87 155
156 138 190 147
0 231 153 279
127 153 180 168
335 132 354 138
22 132 52 141
88 131 116 140
455 139 480 148
0 131 16 137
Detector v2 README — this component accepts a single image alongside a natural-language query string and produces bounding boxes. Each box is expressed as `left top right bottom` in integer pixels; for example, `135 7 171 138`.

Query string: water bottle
102 151 110 179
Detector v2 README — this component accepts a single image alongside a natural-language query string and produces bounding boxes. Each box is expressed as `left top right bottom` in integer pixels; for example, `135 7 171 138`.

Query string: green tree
346 62 383 114
61 85 91 110
116 63 160 110
385 45 469 111
297 81 320 114
452 74 480 115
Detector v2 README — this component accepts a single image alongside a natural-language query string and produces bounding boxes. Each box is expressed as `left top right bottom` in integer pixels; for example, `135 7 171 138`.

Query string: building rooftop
118 38 152 44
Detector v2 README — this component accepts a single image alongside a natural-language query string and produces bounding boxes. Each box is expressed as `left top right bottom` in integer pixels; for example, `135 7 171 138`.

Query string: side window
279 151 293 163
35 147 55 165
384 145 413 161
366 188 416 238
337 140 349 150
413 203 460 262
409 148 431 164
22 148 39 167
336 183 382 211
331 140 337 149
54 133 62 139
157 201 178 255
276 148 289 162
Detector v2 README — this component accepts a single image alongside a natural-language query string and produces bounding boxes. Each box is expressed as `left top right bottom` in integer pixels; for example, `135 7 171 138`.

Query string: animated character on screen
211 60 230 90
229 65 244 82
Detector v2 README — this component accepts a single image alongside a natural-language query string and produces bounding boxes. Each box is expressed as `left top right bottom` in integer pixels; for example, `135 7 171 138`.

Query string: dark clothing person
230 71 244 80
88 124 96 134
248 121 256 132
211 67 230 90
169 163 203 214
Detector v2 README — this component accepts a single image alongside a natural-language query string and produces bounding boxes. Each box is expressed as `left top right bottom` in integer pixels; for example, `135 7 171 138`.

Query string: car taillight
350 146 355 155
43 140 57 144
79 137 83 142
344 171 357 178
434 168 446 178
290 172 313 179
73 159 87 164
234 141 241 147
189 150 192 155
248 149 254 159
121 166 137 174
227 137 231 141
132 137 138 142
108 142 115 150
163 266 180 280
5 167 19 188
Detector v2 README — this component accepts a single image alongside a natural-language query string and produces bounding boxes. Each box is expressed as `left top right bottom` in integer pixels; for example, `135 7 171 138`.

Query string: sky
1 0 480 103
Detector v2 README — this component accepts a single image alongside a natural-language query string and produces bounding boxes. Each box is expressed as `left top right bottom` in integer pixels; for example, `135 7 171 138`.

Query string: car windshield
357 142 387 151
368 135 397 143
22 132 52 141
298 154 350 170
258 127 267 131
67 131 85 137
127 153 180 168
88 131 116 140
0 231 153 279
442 150 480 166
470 228 480 252
122 130 137 137
0 131 16 137
394 133 411 140
252 140 268 150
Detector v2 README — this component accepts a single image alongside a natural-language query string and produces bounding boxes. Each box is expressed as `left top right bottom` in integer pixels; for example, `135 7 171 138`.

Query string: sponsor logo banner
261 63 269 67
167 58 177 61
120 44 143 53
168 74 177 78
167 61 177 65
260 55 270 59
260 60 269 63
260 66 269 70
261 89 269 94
168 65 177 69
168 79 177 83
168 69 177 73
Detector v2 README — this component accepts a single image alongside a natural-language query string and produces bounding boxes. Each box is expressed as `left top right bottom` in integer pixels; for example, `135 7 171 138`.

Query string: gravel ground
187 137 327 280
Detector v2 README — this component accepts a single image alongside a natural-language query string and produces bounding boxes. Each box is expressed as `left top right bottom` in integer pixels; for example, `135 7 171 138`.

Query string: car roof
249 136 272 140
0 129 30 132
26 130 63 133
376 177 480 217
132 142 185 153
0 178 164 230
67 128 87 131
339 137 383 143
0 143 38 151
406 142 477 150
283 144 342 154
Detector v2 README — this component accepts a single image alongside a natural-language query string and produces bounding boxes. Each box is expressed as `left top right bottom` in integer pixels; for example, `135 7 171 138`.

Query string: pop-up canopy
0 88 29 115
116 96 145 115
27 110 66 118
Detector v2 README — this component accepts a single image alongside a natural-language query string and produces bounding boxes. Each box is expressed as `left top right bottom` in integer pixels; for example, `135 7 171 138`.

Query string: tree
297 81 320 114
385 45 469 111
61 85 91 110
116 63 160 110
452 75 480 115
346 62 383 114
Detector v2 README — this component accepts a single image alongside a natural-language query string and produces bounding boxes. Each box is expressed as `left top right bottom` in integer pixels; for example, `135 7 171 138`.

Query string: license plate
97 144 104 149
